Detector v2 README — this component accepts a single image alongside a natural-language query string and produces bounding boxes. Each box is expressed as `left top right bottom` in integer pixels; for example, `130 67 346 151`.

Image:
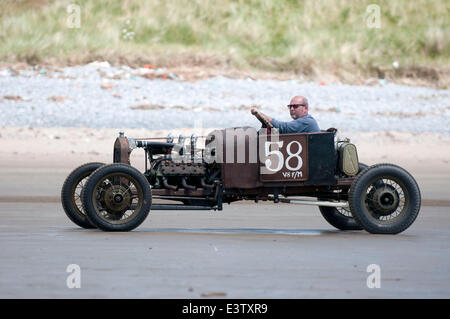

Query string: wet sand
0 202 449 298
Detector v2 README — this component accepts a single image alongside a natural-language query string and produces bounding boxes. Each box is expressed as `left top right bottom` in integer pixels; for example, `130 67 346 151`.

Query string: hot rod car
61 112 421 234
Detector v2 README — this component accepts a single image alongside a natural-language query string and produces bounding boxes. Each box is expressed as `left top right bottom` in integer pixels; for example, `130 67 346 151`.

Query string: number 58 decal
260 135 308 181
265 141 303 172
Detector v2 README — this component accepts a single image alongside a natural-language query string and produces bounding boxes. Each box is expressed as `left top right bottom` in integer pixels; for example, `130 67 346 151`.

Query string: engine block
160 161 206 176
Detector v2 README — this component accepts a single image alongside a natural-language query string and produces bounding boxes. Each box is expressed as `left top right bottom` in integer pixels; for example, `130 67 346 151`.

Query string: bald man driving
250 96 320 134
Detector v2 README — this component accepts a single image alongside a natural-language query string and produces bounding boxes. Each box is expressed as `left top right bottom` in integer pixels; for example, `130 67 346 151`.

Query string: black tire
81 163 151 231
348 163 421 234
319 206 362 230
318 163 368 231
358 163 369 172
61 162 105 229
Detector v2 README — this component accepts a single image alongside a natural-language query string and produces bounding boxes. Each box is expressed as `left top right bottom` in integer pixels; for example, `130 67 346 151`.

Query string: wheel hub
101 184 132 216
367 184 400 216
113 194 123 203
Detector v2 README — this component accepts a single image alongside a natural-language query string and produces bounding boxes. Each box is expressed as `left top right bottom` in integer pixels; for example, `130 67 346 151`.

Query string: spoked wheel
61 162 105 229
349 164 421 234
82 164 151 231
318 163 368 231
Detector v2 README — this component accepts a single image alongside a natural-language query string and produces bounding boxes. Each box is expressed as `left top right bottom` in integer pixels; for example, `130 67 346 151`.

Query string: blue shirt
270 114 320 134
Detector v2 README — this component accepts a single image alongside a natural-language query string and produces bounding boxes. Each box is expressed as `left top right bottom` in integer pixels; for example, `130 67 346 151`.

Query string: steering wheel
252 110 274 129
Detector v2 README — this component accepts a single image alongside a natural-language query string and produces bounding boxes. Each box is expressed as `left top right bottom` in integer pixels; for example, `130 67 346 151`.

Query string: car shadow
133 228 362 236
62 227 414 237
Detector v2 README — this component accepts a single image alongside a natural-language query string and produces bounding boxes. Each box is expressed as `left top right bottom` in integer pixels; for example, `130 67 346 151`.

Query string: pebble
0 64 449 136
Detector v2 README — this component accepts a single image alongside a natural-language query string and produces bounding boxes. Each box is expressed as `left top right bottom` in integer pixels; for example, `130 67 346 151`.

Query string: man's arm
250 107 272 123
271 116 319 134
269 118 290 133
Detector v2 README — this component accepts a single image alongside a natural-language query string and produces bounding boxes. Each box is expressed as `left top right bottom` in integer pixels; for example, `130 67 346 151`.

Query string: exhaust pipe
162 177 177 191
181 177 196 190
200 178 214 189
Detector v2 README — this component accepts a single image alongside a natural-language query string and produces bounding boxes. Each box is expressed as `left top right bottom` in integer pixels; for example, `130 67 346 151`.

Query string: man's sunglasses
287 104 306 109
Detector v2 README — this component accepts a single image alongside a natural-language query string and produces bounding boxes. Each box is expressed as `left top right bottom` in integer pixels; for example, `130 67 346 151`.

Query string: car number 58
265 141 303 172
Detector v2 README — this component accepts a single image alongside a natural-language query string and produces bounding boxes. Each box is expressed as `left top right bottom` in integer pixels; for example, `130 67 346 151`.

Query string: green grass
0 0 449 83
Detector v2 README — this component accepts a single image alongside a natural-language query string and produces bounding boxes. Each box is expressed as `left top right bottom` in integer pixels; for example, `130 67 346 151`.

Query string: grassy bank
1 0 449 85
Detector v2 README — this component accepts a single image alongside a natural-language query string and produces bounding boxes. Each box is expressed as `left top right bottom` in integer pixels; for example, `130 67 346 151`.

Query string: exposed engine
113 132 219 192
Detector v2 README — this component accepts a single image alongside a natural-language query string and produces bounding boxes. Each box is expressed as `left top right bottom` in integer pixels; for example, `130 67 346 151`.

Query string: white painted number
285 141 303 171
264 140 303 173
264 141 284 172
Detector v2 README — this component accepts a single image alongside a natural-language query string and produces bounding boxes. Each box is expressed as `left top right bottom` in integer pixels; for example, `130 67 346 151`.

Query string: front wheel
348 164 421 234
81 163 152 231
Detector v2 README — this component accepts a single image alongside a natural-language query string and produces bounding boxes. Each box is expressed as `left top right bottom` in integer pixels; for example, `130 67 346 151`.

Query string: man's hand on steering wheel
250 107 273 129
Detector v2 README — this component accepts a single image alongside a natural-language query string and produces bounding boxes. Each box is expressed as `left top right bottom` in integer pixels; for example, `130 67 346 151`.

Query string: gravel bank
1 63 449 135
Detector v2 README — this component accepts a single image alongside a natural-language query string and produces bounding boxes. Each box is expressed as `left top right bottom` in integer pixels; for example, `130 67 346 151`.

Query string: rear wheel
81 163 151 231
348 164 421 234
318 163 368 230
319 206 362 230
61 162 104 229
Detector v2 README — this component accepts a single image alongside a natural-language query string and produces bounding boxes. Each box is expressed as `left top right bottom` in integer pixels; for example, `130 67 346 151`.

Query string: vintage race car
61 112 421 234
